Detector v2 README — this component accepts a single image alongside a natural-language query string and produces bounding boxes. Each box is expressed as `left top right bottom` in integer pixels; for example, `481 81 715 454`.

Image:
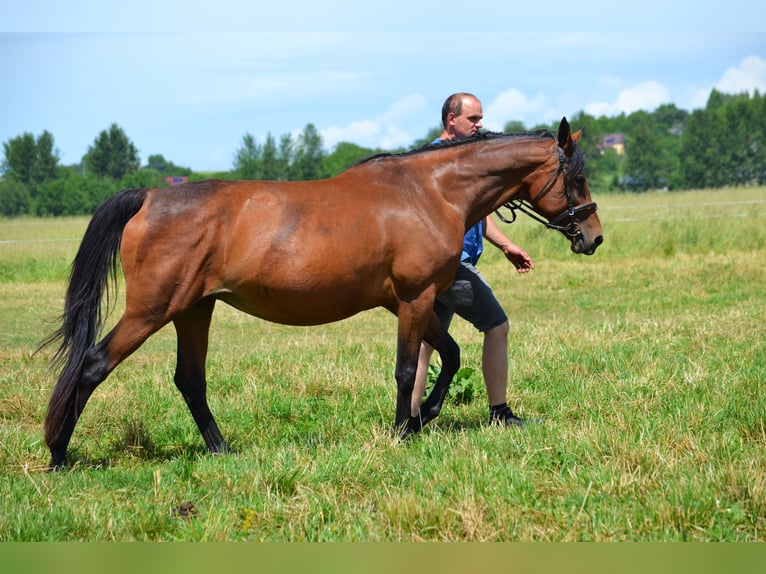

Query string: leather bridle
495 145 598 240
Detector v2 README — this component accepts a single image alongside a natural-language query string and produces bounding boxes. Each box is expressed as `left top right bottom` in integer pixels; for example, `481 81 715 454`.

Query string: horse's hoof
397 415 423 440
47 461 67 473
210 441 231 455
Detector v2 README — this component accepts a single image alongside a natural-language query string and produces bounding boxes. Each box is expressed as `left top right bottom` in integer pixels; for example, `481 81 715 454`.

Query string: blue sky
2 2 765 172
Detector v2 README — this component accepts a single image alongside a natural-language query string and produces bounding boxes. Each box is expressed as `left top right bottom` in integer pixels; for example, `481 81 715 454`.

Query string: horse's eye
575 174 586 185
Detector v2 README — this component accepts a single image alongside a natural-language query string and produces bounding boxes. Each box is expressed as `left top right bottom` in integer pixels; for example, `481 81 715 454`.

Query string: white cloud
687 54 766 110
715 55 766 94
483 89 547 131
599 55 766 116
585 80 671 117
320 94 429 150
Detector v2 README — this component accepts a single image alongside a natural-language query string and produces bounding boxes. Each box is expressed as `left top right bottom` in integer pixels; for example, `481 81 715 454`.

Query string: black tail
39 188 147 446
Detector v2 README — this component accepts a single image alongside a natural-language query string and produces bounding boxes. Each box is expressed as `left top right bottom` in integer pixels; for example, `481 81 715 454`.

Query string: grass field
0 187 764 541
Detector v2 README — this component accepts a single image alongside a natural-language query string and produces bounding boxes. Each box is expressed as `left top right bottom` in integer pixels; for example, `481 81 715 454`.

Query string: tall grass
0 188 764 541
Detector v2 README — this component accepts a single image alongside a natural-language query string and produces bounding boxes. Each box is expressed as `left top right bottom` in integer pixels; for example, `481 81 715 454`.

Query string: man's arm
483 216 535 273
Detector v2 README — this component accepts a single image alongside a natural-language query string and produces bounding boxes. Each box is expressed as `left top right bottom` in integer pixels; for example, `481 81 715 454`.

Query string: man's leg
482 320 510 406
483 320 526 427
411 342 434 416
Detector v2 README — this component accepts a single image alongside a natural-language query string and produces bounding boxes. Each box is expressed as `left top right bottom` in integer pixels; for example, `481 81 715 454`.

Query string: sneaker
489 406 527 428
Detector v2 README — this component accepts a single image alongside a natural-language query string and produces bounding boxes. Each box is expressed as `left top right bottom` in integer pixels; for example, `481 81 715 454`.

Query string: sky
2 2 765 173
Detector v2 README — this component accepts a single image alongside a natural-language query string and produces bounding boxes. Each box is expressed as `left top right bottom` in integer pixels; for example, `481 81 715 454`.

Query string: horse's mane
353 129 556 167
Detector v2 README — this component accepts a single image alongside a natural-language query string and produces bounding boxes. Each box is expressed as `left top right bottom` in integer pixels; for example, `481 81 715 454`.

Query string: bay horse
40 117 602 470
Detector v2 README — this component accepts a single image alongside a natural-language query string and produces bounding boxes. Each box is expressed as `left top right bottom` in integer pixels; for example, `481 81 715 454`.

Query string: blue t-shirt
433 137 484 265
461 219 484 265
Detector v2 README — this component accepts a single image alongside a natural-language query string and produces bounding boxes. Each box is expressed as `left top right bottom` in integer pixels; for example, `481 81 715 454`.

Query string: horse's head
521 117 603 255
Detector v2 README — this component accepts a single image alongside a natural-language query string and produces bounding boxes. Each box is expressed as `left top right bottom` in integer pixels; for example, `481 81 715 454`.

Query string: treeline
567 89 766 192
1 88 764 217
0 120 396 217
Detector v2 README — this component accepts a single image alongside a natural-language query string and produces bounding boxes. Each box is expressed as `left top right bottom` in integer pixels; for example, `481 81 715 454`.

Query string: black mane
353 129 555 167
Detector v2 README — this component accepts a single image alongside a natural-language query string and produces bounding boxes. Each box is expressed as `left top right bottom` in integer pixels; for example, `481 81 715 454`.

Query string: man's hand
502 242 534 273
484 216 535 273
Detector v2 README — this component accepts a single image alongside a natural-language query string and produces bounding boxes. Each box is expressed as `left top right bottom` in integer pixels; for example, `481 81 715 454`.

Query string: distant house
599 133 626 156
164 176 189 186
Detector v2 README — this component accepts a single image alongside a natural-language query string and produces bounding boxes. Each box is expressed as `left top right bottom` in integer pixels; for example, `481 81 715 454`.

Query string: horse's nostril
594 235 604 247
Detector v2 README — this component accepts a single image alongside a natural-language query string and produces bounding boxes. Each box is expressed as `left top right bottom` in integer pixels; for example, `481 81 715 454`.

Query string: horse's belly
215 282 384 327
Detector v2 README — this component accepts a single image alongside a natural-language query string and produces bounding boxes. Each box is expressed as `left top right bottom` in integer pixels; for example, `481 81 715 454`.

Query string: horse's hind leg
46 332 117 468
46 316 163 469
410 311 460 432
172 297 229 455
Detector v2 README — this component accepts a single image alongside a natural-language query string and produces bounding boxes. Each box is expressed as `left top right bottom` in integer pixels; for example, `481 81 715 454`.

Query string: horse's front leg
393 298 434 438
393 348 419 438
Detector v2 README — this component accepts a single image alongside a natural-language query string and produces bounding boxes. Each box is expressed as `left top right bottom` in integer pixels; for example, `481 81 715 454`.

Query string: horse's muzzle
571 232 603 255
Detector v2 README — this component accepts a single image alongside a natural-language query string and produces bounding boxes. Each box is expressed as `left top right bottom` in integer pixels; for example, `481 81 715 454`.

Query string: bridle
495 144 598 240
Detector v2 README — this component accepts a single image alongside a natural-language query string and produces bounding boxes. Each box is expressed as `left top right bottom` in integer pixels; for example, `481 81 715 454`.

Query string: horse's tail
40 188 147 445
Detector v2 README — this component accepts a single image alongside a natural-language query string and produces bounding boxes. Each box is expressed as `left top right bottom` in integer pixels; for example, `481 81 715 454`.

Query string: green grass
0 188 764 541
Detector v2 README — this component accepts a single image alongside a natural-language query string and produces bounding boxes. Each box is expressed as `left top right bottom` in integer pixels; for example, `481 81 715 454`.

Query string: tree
34 131 59 183
503 120 527 133
322 142 379 178
2 133 36 184
720 97 753 185
146 154 192 175
678 90 766 189
234 131 297 181
35 168 116 216
653 103 688 131
412 126 442 148
680 109 715 189
277 134 293 180
85 123 140 180
119 169 166 190
260 134 279 180
0 178 32 216
620 110 685 192
1 130 60 191
290 124 324 180
624 117 666 191
754 91 766 184
146 154 170 173
566 111 626 192
234 133 262 179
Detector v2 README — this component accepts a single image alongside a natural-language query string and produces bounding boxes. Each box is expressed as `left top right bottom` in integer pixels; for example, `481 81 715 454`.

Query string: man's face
451 97 483 139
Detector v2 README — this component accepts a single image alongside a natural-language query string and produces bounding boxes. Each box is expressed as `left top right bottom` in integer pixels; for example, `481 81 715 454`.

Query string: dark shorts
434 260 508 333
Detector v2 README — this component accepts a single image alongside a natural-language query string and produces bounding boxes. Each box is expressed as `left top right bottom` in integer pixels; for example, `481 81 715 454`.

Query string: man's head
440 92 483 140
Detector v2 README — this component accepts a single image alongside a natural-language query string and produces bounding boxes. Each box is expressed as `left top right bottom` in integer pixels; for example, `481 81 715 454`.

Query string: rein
495 145 597 239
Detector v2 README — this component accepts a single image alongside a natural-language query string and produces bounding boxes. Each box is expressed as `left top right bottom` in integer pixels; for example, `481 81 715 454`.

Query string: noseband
495 145 598 239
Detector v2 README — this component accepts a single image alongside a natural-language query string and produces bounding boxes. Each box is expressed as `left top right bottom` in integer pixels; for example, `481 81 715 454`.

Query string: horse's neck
435 139 554 227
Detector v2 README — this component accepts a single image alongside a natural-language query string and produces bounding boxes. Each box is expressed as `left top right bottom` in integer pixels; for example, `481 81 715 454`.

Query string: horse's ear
558 116 572 151
558 117 585 154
